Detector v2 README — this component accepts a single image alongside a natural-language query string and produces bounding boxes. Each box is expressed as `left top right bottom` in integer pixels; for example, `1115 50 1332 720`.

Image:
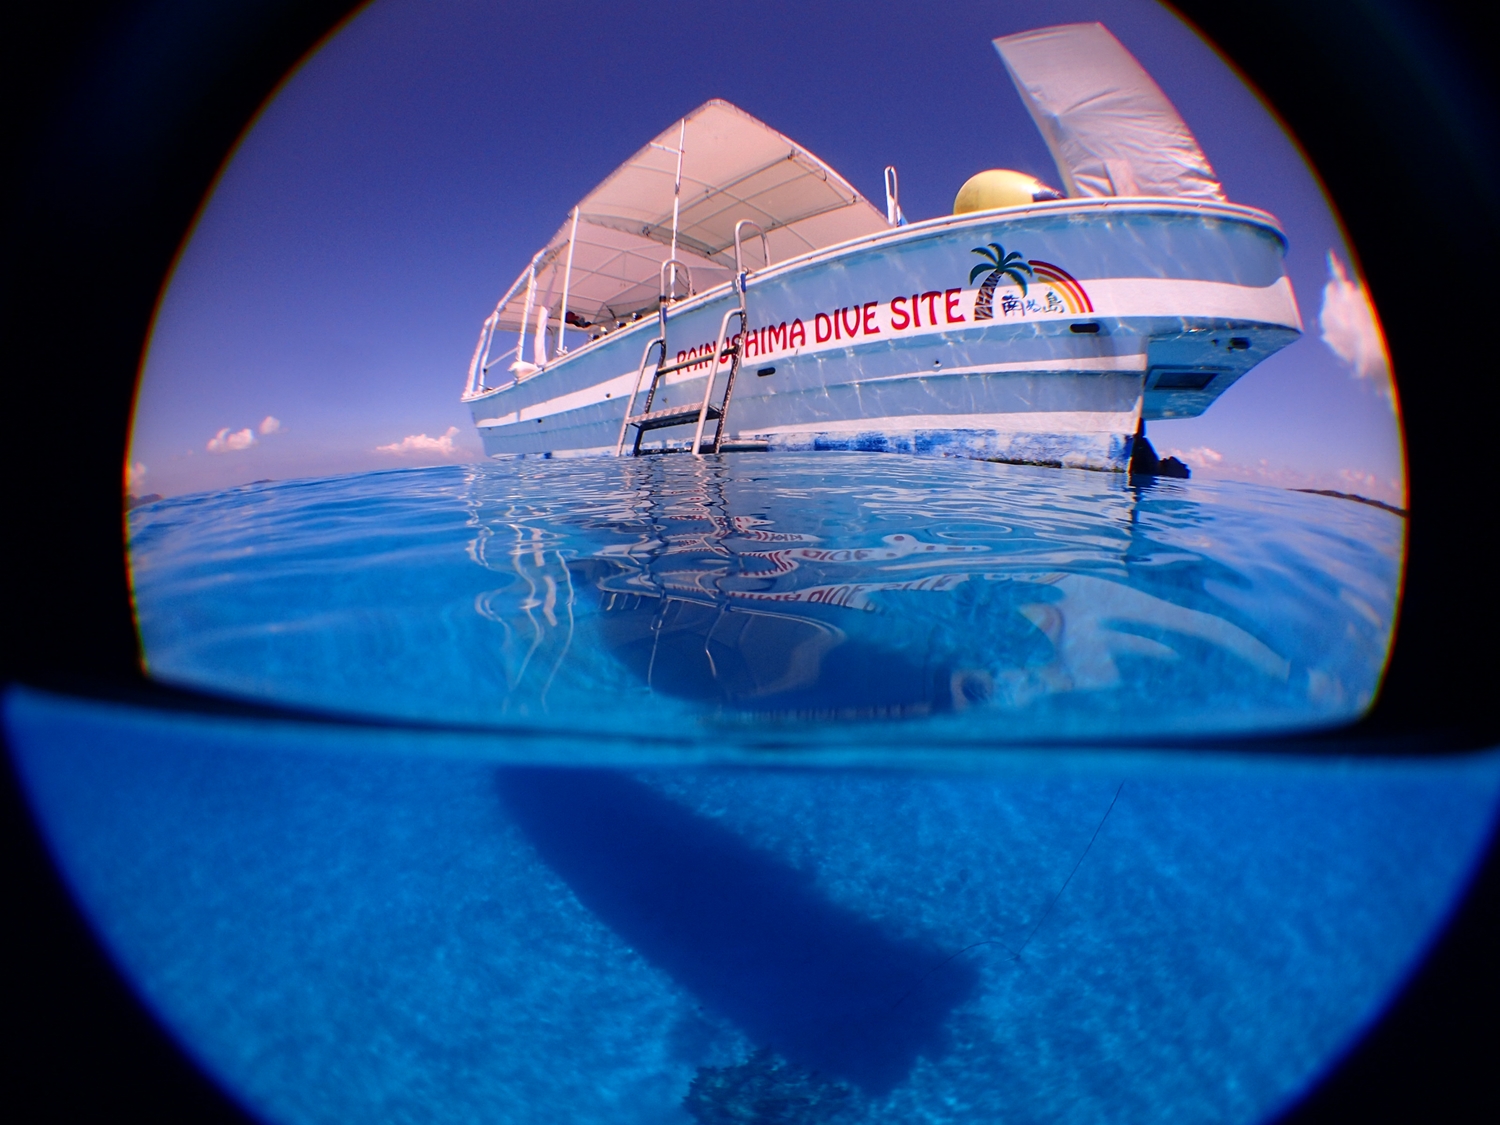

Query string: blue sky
128 0 1405 505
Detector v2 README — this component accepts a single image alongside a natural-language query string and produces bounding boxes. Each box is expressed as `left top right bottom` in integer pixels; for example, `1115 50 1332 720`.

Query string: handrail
482 343 518 373
884 165 906 227
615 336 668 456
466 247 544 395
555 207 580 356
690 306 746 457
465 311 498 396
659 257 693 303
658 256 693 343
733 219 770 277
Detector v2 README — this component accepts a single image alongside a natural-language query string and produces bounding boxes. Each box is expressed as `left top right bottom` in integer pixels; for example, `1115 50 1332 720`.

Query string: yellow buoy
953 169 1064 214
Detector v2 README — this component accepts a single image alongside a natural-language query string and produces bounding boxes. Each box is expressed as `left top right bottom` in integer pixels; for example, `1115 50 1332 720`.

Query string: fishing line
890 781 1124 1011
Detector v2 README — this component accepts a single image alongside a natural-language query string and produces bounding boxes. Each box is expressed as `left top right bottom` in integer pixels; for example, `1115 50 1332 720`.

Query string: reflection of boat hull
570 557 984 719
455 452 1377 737
466 200 1299 472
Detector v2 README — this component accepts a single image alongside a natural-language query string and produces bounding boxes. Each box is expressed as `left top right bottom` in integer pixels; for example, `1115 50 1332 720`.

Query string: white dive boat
462 23 1300 472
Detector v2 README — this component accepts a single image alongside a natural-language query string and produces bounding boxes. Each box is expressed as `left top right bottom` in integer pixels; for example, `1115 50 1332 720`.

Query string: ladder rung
626 405 722 431
655 346 738 377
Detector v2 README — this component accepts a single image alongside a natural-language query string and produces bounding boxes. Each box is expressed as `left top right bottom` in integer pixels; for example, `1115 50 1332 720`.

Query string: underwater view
9 663 1500 1125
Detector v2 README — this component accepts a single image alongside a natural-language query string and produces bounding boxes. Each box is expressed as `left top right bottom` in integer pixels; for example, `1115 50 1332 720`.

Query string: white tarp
492 100 888 331
994 23 1225 201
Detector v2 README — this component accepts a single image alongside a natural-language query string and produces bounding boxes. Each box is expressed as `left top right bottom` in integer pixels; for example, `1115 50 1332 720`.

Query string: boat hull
466 201 1300 471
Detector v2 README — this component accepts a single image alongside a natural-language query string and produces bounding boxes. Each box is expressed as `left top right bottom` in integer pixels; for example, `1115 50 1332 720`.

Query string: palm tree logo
970 244 1033 320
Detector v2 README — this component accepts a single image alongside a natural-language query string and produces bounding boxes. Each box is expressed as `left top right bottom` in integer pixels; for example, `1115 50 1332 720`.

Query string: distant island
1127 430 1190 479
1291 489 1407 517
125 493 162 510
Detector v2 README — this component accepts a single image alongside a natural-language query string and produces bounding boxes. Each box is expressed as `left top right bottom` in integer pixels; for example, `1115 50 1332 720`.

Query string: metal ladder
615 221 767 457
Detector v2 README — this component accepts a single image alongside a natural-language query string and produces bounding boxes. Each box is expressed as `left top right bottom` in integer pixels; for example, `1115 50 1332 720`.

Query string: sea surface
10 454 1498 1125
127 454 1404 745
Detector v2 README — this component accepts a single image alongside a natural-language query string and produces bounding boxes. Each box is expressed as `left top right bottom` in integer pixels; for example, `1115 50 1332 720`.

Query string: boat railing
657 255 694 341
733 219 770 281
883 166 906 227
465 309 499 396
659 257 694 303
482 344 519 378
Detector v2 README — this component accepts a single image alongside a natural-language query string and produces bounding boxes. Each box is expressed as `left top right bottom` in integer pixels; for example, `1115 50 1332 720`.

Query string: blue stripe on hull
771 430 1133 471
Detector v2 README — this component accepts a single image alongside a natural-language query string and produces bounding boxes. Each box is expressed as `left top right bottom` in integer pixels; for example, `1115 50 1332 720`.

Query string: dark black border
3 2 1496 1121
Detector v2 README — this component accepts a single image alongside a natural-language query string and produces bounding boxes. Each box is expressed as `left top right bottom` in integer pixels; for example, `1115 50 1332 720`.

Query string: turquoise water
128 455 1403 745
12 454 1491 1125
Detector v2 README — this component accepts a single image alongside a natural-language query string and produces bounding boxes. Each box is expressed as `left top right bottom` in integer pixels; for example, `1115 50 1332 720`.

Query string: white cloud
377 426 462 456
259 415 282 435
1338 468 1383 494
1163 446 1223 469
1319 251 1390 385
125 461 147 492
1161 445 1405 507
207 426 255 453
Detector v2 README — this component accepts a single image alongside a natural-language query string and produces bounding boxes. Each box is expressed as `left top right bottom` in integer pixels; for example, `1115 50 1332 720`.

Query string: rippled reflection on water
128 453 1402 742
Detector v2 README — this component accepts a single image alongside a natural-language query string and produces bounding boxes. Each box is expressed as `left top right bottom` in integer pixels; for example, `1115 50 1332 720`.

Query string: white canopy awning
490 99 889 331
994 23 1225 202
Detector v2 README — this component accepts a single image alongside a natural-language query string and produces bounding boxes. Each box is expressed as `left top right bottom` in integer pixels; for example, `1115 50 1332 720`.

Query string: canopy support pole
669 118 685 295
556 207 579 354
514 260 538 373
643 119 689 304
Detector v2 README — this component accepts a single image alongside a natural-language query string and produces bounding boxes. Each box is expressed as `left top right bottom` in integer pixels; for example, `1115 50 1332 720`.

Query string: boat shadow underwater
495 767 978 1095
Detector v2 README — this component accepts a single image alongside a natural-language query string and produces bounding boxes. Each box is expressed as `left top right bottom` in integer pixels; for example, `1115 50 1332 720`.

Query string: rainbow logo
1026 260 1094 314
968 244 1093 319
